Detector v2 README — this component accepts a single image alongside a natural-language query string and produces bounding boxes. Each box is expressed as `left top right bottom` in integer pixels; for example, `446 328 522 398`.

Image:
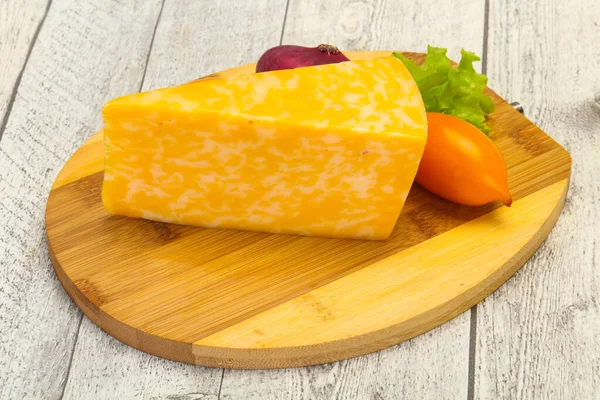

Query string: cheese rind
102 57 427 240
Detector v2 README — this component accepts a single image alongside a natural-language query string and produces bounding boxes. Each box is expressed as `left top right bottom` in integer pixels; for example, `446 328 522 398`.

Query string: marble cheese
102 56 427 240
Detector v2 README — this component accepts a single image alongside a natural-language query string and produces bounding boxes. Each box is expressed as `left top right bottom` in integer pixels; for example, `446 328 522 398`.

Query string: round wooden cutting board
45 51 572 369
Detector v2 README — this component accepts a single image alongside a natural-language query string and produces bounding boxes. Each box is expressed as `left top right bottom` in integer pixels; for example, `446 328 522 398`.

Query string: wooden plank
141 0 289 90
62 319 222 400
220 0 484 396
220 316 467 400
0 0 50 142
0 0 166 398
61 0 287 397
475 0 600 398
45 109 570 369
281 0 484 69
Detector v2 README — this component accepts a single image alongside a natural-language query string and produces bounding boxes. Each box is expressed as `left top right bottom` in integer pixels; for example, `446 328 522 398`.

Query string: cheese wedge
102 56 427 240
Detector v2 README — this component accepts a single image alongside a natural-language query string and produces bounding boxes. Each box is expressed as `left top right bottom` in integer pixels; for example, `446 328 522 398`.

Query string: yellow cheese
102 56 427 240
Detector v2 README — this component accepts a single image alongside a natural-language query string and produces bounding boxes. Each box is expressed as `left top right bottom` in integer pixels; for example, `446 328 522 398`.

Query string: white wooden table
1 0 598 398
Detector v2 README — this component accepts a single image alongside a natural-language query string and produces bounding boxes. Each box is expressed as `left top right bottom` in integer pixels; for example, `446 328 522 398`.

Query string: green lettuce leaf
393 46 494 134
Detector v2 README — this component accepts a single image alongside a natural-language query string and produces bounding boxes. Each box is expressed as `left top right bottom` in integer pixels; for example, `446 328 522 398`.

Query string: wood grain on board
60 0 486 397
59 0 288 398
474 0 600 398
221 0 487 396
45 51 571 369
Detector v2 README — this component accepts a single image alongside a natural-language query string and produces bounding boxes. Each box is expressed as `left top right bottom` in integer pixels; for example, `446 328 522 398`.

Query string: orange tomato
416 112 512 206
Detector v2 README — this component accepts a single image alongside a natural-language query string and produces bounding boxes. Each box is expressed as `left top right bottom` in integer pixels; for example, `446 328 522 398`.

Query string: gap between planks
52 0 195 397
58 315 84 400
138 0 166 93
47 0 483 396
0 0 53 144
278 0 291 46
468 1 491 398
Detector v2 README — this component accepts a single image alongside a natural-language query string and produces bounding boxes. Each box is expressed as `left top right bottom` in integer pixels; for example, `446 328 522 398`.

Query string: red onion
256 44 350 73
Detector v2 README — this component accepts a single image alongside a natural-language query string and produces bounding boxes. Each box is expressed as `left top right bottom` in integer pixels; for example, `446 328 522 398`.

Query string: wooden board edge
45 50 573 369
187 179 570 368
51 130 104 189
46 178 569 369
46 235 198 365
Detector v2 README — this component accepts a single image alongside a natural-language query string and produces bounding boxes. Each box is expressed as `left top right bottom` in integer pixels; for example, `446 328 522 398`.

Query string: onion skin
256 44 350 73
